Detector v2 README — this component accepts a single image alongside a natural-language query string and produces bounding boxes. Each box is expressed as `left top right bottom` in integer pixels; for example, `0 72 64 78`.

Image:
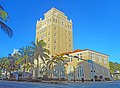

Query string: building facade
35 8 111 81
63 49 110 81
36 8 73 55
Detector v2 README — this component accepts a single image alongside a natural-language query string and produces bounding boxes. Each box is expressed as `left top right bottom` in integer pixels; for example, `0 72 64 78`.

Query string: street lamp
65 54 95 82
73 66 76 82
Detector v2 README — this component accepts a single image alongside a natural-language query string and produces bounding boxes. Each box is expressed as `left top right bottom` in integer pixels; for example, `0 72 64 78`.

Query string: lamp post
73 66 76 82
65 54 95 82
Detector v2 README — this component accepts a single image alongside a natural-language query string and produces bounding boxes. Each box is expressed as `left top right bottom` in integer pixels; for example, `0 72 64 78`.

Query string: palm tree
18 46 34 79
0 5 13 37
49 54 68 79
31 40 50 78
0 57 10 78
7 54 16 74
12 53 21 72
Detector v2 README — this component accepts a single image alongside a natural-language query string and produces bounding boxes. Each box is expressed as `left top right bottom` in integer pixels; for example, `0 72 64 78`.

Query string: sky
0 0 120 63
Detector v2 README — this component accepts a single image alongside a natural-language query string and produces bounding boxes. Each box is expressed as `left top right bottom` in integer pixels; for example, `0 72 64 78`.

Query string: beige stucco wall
64 50 110 80
36 8 73 55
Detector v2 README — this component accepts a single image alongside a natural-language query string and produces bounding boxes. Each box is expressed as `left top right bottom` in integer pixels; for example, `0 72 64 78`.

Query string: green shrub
105 77 111 81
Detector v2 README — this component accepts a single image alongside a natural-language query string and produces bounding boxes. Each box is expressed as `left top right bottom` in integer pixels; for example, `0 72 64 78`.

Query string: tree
109 61 120 74
7 54 16 74
31 40 50 78
12 53 21 72
0 5 13 37
48 54 68 79
18 46 34 79
0 57 10 78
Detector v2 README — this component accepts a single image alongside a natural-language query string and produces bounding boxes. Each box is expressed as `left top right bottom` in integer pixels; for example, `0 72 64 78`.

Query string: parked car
10 71 32 80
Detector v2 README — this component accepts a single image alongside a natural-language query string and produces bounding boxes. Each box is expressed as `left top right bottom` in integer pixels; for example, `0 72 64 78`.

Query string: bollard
82 78 84 82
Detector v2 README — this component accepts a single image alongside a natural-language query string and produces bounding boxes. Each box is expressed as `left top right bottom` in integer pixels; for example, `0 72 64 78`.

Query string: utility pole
91 61 95 82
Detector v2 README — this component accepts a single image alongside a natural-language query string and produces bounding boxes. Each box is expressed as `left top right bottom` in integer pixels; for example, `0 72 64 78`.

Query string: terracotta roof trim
64 49 109 56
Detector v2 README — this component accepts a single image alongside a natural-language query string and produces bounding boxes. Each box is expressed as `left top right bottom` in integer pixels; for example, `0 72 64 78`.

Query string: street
0 80 120 88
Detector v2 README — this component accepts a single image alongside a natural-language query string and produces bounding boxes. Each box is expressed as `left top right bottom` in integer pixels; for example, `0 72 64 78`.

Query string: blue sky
0 0 120 63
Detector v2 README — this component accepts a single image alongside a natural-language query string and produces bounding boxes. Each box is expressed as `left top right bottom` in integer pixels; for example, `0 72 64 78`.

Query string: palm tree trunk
36 56 39 78
5 70 8 79
22 66 26 79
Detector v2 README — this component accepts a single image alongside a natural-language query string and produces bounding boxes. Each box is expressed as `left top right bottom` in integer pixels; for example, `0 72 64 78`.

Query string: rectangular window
69 56 72 62
54 33 56 36
104 58 107 64
54 46 56 50
54 27 56 30
54 39 56 43
77 53 82 61
98 56 101 62
91 53 95 60
48 32 50 35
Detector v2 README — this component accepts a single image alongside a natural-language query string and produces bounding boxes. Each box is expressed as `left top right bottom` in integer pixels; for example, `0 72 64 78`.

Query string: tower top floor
36 7 72 25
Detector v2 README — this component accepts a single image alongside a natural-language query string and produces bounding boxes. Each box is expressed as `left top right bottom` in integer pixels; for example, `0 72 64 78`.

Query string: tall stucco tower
36 8 73 55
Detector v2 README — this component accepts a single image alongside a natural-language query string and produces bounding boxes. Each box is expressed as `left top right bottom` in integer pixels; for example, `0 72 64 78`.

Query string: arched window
68 66 74 80
60 66 65 78
68 66 73 74
76 65 84 79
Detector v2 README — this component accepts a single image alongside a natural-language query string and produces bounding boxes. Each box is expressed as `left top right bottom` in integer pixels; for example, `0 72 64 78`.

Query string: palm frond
0 5 4 11
0 11 8 21
40 55 45 64
43 53 50 59
0 21 13 37
43 48 50 54
39 40 46 47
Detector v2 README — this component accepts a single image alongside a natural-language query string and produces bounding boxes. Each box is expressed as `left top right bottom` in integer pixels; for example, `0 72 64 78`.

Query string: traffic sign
87 60 93 63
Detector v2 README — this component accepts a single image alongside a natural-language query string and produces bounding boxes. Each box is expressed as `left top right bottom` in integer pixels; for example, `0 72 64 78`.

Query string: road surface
0 80 120 88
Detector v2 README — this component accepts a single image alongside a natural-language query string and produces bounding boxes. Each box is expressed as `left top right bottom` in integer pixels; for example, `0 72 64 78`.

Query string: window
69 56 72 62
68 66 74 79
94 64 98 73
78 53 82 61
62 22 64 25
54 33 56 36
98 56 101 62
54 46 56 50
91 53 95 60
68 66 73 74
76 65 84 78
54 39 56 43
104 58 107 64
56 19 57 23
54 27 56 30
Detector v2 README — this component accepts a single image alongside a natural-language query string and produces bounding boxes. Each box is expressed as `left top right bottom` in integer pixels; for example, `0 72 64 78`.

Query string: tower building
36 8 73 55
